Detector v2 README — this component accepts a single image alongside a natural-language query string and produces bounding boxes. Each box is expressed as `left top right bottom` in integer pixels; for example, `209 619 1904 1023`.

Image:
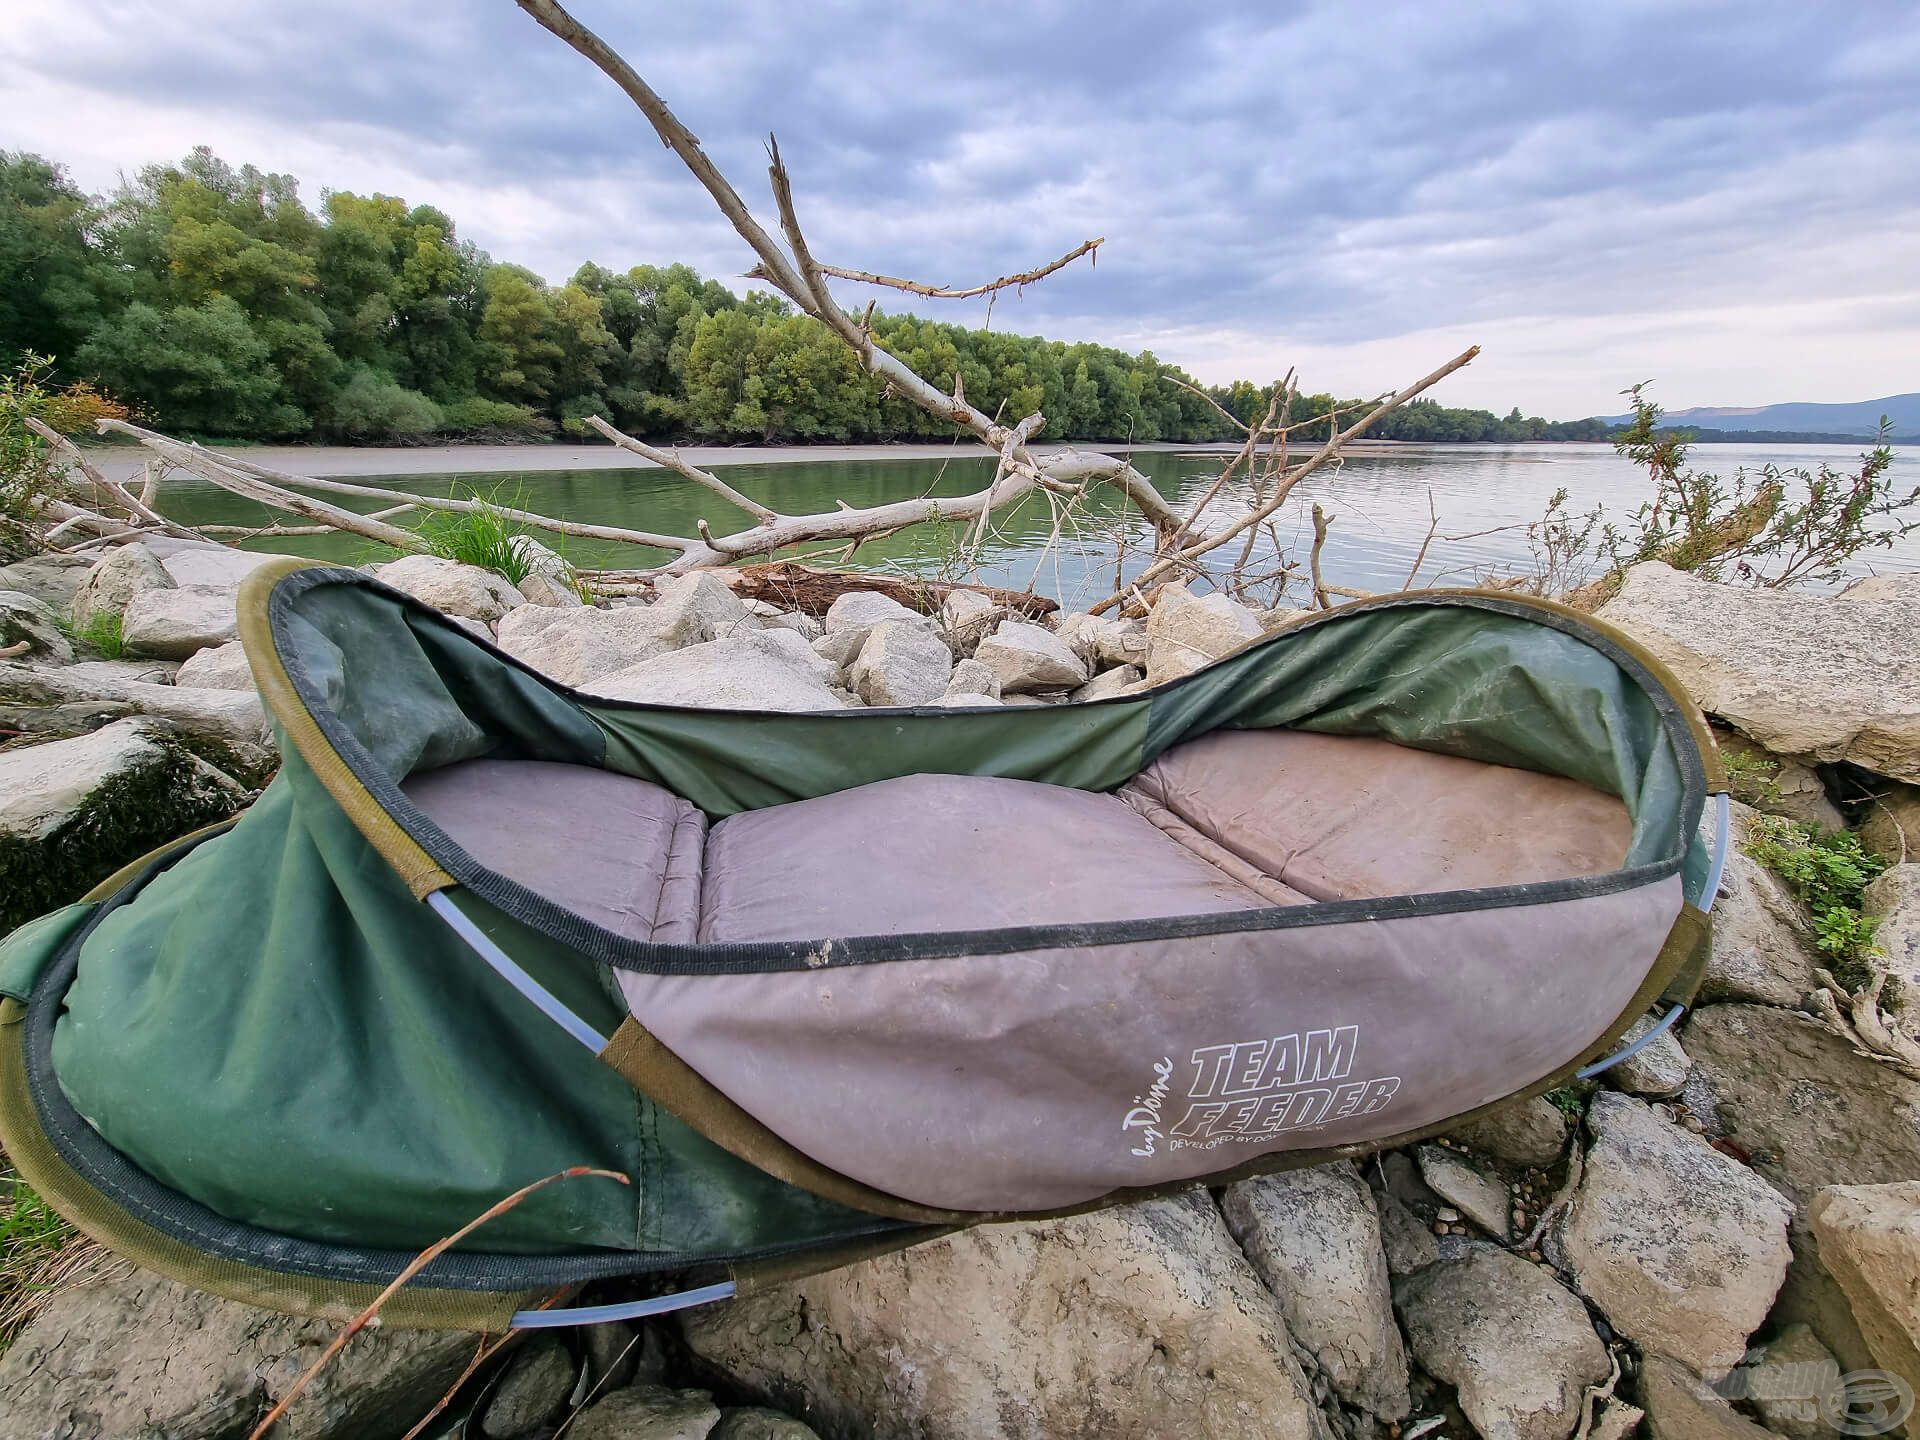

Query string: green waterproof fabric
0 904 92 1004
47 749 890 1257
20 567 1710 1264
274 570 1701 872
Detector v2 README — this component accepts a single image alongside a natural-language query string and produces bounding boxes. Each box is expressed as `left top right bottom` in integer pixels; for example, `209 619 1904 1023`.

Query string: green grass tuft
417 485 540 586
65 610 126 659
1744 815 1889 989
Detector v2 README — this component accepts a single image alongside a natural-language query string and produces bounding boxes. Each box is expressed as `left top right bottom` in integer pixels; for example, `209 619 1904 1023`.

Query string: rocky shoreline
2 535 1919 1440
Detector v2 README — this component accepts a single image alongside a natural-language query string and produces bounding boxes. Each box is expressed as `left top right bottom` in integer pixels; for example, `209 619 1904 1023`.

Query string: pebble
1435 1207 1460 1223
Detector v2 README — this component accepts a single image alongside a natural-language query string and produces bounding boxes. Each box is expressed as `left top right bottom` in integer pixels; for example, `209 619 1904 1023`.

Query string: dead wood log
717 561 1058 618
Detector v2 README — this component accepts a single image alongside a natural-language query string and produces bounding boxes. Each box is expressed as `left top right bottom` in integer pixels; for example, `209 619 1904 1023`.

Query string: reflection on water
154 440 1919 608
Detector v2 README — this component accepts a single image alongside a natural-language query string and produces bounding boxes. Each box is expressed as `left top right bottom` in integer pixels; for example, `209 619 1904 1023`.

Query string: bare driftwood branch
585 415 776 521
25 419 203 542
817 237 1104 300
1310 503 1335 609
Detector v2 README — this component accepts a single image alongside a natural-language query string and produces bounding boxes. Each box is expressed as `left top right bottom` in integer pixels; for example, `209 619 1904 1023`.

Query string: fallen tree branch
717 560 1057 618
816 237 1104 300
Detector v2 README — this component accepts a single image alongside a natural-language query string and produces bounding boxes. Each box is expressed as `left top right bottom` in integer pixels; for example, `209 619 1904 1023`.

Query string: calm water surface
155 441 1920 609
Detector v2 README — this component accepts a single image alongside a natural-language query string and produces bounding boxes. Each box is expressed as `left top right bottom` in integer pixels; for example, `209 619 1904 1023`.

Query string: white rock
0 659 268 748
506 535 583 608
1260 606 1315 632
121 585 239 660
1554 1091 1791 1378
1608 1013 1693 1098
372 554 525 623
757 608 824 641
0 552 91 610
849 620 954 707
0 590 72 663
0 718 244 844
1809 1181 1920 1400
1639 1355 1776 1440
940 589 1004 655
1700 805 1822 1006
1221 1162 1410 1417
153 541 299 590
1396 1245 1609 1440
932 693 1003 708
1597 562 1920 782
1684 1004 1920 1214
1091 616 1148 668
1863 864 1920 989
810 629 866 672
172 640 254 691
1416 1146 1511 1238
738 625 840 685
0 1265 475 1440
1071 665 1144 703
584 637 847 711
649 570 753 645
72 542 173 627
1447 1095 1572 1169
683 1194 1328 1440
495 605 675 688
1145 586 1264 685
823 590 928 643
945 657 1002 700
973 619 1087 693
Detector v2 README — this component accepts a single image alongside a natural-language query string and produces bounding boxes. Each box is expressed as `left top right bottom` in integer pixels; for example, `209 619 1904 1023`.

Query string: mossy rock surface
0 719 251 934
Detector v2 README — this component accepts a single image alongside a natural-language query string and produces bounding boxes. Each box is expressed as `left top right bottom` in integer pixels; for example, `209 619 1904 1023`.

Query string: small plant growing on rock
1743 815 1889 989
418 485 539 586
55 610 127 660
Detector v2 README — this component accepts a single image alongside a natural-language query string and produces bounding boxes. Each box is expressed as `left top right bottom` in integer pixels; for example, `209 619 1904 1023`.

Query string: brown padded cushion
399 730 1631 946
1122 729 1631 901
698 773 1282 943
403 758 706 943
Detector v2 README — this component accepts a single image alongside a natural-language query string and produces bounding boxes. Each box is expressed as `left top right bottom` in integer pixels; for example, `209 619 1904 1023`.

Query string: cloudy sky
4 0 1917 418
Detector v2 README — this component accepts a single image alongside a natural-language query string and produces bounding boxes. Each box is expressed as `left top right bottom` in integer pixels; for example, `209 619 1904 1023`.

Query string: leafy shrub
436 396 553 442
1744 815 1889 987
0 354 133 527
325 368 442 443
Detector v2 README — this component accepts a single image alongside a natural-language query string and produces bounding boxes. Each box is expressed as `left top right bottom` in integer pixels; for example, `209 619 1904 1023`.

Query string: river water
154 440 1919 609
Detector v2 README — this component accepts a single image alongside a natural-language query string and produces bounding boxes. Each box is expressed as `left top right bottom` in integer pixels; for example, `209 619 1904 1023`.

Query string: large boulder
940 588 1004 656
1863 864 1920 988
71 541 173 627
849 620 954 706
1447 1094 1572 1169
496 604 676 687
570 1385 721 1440
1220 1162 1410 1417
1810 1182 1920 1398
1596 563 1920 782
1552 1092 1790 1378
0 551 92 610
0 1266 474 1440
1684 1005 1920 1213
0 717 250 931
1700 823 1822 1007
1638 1356 1775 1440
584 637 847 712
649 570 755 646
823 590 928 645
1145 587 1264 685
372 553 525 624
0 589 73 663
683 1194 1329 1440
507 534 584 608
1395 1246 1609 1440
1609 1013 1692 1098
973 620 1087 694
121 584 239 659
945 657 1002 700
0 657 270 750
172 639 255 691
150 538 300 590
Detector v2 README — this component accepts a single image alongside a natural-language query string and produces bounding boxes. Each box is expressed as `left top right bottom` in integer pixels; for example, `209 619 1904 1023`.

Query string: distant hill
1597 393 1920 437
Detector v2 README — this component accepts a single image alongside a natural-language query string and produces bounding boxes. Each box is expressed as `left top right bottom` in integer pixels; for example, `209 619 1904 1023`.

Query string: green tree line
1 147 1607 447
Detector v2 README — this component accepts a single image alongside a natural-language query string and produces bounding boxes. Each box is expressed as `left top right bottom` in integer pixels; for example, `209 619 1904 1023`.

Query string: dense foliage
4 146 1596 447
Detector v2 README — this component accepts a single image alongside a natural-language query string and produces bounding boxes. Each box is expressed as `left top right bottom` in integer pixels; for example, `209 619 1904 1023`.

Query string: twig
0 641 29 659
1403 491 1441 588
586 416 777 521
24 418 201 541
247 1166 628 1440
818 237 1104 300
1309 503 1335 608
